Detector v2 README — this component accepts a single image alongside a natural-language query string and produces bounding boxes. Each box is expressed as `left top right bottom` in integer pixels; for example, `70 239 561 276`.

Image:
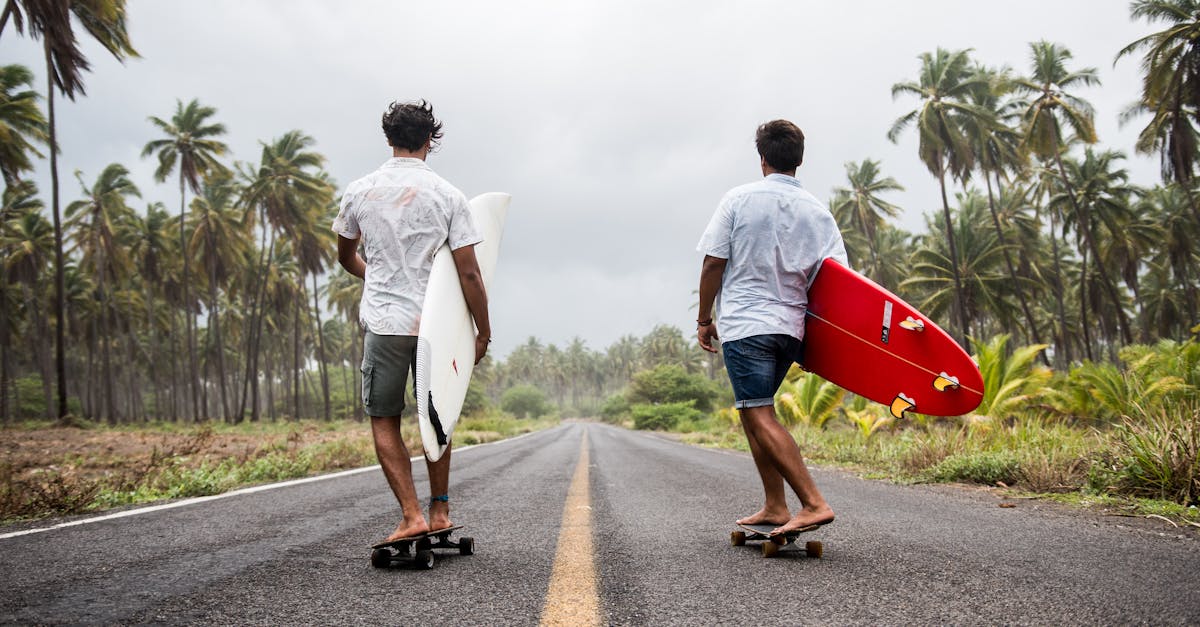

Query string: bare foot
382 518 430 543
771 507 835 536
429 502 453 532
736 507 791 526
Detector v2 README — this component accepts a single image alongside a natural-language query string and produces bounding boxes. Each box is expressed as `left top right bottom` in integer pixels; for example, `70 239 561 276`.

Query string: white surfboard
415 192 510 462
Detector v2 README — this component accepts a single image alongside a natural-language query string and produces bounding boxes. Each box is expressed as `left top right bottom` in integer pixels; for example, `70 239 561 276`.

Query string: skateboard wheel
770 535 787 546
731 531 746 547
370 548 391 569
415 549 435 570
761 541 780 558
459 536 475 556
805 541 823 558
416 538 433 552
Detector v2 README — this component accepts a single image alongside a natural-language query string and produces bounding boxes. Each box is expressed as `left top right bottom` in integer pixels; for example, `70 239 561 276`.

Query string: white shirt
333 157 481 335
696 173 848 343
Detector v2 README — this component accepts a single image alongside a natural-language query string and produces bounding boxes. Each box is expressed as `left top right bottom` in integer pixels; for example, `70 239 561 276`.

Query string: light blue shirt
696 173 848 343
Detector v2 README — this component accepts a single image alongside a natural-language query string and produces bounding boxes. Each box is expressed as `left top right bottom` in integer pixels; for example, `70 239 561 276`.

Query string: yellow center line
539 429 601 627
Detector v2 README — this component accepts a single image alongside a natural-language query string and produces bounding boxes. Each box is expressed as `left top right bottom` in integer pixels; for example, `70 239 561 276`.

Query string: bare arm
697 255 727 353
450 244 492 364
337 235 366 279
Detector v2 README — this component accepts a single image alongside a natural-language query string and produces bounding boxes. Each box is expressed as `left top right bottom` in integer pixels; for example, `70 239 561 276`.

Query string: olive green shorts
361 332 418 418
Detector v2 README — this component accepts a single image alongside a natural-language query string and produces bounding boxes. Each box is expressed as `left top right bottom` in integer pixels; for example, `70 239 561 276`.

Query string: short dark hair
381 100 444 152
755 120 805 171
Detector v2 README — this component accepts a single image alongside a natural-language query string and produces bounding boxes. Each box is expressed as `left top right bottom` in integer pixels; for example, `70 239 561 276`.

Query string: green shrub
628 364 717 412
1108 405 1200 505
500 384 551 418
631 401 701 431
599 393 630 423
925 451 1021 485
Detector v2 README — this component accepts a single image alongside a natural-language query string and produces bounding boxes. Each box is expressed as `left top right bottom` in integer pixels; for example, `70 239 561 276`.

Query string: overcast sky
0 1 1158 358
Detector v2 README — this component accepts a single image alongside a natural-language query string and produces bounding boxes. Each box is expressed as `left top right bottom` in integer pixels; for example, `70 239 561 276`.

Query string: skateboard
370 525 474 570
731 522 823 558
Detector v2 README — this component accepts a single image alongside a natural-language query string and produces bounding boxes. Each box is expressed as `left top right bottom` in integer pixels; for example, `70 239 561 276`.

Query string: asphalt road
2 422 1198 625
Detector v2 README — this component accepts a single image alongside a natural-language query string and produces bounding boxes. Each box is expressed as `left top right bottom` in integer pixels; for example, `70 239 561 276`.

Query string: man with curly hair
334 100 491 543
695 119 846 535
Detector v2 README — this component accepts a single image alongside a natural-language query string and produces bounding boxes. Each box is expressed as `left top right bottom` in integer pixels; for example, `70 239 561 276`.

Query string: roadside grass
0 412 558 523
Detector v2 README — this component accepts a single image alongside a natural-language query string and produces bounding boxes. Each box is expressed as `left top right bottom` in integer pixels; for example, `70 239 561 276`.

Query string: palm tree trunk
293 293 301 420
45 39 68 422
311 274 330 422
0 278 8 423
178 175 201 421
1076 236 1095 362
239 214 272 422
1046 206 1073 367
984 173 1048 364
1052 151 1133 346
935 153 971 347
207 232 230 421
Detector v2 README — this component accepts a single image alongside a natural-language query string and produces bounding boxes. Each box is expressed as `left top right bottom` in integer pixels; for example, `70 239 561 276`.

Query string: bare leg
737 418 791 525
426 444 453 530
739 405 835 534
371 415 430 541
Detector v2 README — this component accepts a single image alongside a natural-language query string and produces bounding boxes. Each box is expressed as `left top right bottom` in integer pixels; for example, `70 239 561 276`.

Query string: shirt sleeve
447 190 483 250
332 191 360 239
696 193 735 259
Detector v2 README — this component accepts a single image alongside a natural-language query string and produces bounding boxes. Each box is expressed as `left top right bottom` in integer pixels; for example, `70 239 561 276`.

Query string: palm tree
1050 149 1138 357
1117 0 1200 225
830 159 904 280
291 201 334 421
901 192 1013 340
142 98 230 420
65 163 139 421
1146 184 1200 330
125 201 173 417
889 48 988 346
0 63 47 186
1014 40 1134 346
3 0 137 420
238 131 331 421
188 174 250 421
1 181 51 418
961 63 1049 352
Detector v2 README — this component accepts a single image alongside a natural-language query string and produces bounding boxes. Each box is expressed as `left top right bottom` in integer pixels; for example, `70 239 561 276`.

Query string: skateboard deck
370 525 473 570
731 522 824 558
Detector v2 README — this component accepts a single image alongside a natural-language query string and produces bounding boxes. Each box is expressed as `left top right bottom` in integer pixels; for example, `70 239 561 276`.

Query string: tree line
1 1 1198 424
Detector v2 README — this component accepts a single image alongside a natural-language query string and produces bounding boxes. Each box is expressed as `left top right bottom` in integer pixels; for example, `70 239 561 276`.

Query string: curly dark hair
755 120 805 172
381 100 444 152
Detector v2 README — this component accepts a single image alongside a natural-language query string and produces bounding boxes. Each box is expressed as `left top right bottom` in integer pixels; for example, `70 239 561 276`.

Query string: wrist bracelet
697 318 713 327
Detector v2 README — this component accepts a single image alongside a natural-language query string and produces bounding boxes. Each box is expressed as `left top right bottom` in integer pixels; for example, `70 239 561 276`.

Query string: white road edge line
0 428 546 541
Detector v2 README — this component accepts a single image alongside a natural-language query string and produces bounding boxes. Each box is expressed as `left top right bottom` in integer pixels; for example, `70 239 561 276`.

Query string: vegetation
0 3 1198 525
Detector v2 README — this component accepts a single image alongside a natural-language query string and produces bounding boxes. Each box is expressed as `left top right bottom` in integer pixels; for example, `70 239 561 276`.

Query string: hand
474 334 490 365
697 323 719 353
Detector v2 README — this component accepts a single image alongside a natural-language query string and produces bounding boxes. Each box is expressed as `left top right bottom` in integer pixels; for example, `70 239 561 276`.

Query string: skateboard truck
731 523 824 559
933 372 960 392
370 526 474 570
899 317 925 332
889 393 916 419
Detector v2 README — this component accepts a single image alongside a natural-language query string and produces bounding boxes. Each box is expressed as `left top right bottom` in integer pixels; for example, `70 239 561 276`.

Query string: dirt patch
0 423 376 521
0 425 366 482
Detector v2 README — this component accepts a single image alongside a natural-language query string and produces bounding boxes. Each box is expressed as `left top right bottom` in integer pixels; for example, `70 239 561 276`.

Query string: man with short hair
695 119 846 535
334 100 491 543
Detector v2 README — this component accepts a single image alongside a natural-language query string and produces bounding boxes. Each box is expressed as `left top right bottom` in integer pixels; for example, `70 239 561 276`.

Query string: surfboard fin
889 393 916 419
899 317 925 332
933 372 960 392
428 391 449 446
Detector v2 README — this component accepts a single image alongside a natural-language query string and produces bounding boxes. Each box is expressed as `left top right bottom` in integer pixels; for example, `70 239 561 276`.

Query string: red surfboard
802 258 983 418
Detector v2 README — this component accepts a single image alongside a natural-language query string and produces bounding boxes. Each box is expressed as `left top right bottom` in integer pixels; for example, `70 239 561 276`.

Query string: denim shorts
721 334 804 409
361 332 418 417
